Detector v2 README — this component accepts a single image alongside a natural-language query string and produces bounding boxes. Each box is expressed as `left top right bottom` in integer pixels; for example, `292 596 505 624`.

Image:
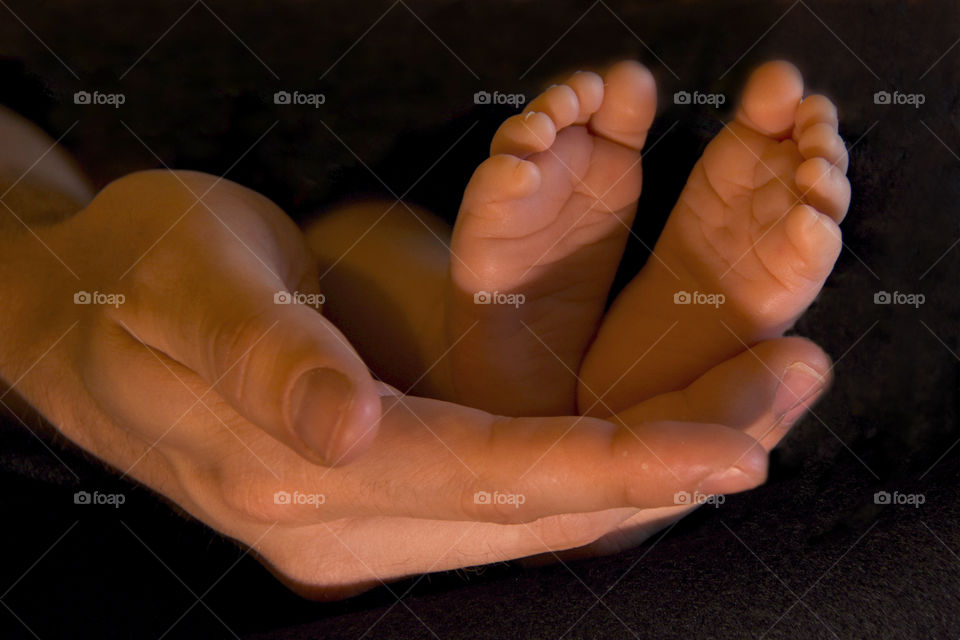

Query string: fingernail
697 467 757 495
291 368 354 462
774 362 827 427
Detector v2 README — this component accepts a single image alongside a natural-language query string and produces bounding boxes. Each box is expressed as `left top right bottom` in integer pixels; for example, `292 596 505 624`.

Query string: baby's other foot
580 61 849 415
445 62 657 415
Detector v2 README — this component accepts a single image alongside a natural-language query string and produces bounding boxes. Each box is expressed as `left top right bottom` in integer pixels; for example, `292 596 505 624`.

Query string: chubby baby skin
310 59 848 419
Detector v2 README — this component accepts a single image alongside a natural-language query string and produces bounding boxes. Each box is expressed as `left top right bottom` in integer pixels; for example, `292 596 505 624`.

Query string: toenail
774 362 827 427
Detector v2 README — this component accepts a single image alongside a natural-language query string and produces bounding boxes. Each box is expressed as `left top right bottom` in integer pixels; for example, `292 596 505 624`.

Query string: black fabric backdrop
1 1 958 638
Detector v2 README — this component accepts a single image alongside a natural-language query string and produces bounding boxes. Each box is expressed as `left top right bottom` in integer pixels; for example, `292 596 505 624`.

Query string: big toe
736 60 804 139
589 60 657 150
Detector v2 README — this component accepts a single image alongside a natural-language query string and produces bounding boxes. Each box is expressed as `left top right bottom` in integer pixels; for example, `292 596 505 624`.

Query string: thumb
119 255 381 466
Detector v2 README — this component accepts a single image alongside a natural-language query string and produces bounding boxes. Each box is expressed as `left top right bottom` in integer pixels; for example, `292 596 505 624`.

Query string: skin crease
579 62 848 414
307 60 845 561
311 61 848 429
0 62 834 599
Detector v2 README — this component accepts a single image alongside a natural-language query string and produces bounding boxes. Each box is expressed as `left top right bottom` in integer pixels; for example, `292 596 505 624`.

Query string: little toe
490 111 557 157
797 122 848 172
565 70 604 124
795 157 850 222
736 60 804 139
524 84 581 130
781 203 842 282
463 154 541 206
795 94 839 134
588 60 657 150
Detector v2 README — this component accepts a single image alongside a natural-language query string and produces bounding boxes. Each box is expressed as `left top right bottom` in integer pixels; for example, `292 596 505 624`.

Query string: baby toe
795 157 850 222
490 111 557 157
524 84 581 130
565 70 604 124
782 203 842 282
589 60 657 150
463 154 541 206
736 60 804 139
795 94 839 133
798 122 848 172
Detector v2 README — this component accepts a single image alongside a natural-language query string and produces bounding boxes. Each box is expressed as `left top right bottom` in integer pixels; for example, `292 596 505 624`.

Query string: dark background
1 0 958 638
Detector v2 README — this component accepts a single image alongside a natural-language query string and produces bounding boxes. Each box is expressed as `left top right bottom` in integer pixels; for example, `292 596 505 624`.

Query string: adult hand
0 169 810 598
0 170 382 467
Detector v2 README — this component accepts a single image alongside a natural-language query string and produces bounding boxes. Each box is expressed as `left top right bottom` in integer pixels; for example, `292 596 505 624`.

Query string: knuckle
206 307 275 398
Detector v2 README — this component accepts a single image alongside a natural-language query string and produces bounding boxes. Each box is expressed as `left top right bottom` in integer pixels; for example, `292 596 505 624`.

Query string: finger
113 175 381 466
545 337 832 561
262 396 768 524
615 336 832 451
257 508 635 597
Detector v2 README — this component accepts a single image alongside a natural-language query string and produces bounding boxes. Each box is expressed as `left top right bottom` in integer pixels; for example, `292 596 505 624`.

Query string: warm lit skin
580 61 849 413
0 61 835 598
313 61 848 423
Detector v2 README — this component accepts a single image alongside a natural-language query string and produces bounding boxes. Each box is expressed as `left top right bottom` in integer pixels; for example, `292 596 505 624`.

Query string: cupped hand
0 168 824 598
1 169 383 467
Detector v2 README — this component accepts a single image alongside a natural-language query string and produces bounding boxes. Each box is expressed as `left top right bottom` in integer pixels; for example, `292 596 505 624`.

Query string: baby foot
579 61 850 415
445 62 657 415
